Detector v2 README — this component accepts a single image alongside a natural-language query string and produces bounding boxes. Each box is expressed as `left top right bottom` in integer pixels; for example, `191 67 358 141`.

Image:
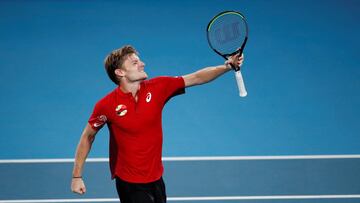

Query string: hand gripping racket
206 11 248 97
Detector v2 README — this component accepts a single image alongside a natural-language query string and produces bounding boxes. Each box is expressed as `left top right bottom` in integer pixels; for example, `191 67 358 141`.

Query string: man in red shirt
71 45 243 203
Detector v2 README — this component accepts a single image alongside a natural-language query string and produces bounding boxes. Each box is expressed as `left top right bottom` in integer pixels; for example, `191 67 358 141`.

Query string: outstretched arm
71 123 98 195
183 54 243 87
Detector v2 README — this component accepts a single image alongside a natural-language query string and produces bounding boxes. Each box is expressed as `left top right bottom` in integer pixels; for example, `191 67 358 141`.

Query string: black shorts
115 177 167 203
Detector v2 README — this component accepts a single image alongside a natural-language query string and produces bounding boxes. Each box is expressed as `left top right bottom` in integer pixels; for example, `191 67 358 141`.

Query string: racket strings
207 13 247 56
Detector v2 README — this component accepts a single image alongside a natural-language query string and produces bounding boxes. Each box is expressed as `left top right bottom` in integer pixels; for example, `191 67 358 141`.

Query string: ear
115 68 125 78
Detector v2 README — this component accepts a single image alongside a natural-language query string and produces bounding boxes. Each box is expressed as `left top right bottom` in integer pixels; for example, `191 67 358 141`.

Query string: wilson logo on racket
215 22 241 44
115 104 127 116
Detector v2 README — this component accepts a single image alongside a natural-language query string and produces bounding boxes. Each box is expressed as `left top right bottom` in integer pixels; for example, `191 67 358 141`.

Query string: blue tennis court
1 156 360 202
1 0 359 202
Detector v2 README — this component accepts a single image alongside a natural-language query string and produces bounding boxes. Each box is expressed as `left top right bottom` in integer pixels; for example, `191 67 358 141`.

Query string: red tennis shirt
88 76 185 183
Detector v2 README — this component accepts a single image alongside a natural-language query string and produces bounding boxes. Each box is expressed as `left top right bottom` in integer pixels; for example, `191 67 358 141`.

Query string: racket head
206 11 248 59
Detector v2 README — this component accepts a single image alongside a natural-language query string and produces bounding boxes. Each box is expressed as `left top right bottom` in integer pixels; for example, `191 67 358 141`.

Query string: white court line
1 154 360 163
1 195 360 202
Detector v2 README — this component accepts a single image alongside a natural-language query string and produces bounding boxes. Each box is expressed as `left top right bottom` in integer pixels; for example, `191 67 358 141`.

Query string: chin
142 73 148 79
132 72 148 81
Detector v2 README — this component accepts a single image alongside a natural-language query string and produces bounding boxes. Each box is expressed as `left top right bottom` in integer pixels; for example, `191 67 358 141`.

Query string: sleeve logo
93 115 107 128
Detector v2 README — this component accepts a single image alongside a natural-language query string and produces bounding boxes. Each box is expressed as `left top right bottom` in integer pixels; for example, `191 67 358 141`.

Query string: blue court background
0 0 359 159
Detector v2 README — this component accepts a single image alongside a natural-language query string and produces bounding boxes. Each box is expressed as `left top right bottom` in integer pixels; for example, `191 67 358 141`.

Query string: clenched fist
71 178 86 195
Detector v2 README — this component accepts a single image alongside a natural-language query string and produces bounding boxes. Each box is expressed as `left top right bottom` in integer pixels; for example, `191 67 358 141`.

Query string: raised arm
182 54 243 87
71 123 98 195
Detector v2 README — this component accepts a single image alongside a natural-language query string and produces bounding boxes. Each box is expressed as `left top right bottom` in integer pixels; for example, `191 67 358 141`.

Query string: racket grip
234 70 247 97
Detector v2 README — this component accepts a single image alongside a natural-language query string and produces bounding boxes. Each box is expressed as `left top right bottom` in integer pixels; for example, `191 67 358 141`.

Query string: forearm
184 64 231 87
198 64 231 83
72 126 96 177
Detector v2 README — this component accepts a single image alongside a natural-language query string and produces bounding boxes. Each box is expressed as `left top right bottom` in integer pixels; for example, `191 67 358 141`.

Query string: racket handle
235 70 247 97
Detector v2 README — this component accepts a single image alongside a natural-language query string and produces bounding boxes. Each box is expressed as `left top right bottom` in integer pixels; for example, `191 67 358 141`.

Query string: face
116 53 148 82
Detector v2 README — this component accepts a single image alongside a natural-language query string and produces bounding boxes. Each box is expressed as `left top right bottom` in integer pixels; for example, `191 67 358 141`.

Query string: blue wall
0 0 359 159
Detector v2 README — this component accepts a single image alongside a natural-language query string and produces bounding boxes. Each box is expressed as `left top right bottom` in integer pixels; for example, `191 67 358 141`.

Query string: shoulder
144 76 184 85
144 76 185 98
94 87 118 108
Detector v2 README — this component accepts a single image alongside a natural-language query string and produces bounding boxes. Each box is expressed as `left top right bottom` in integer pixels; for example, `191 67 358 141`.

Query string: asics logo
146 92 152 103
94 123 102 128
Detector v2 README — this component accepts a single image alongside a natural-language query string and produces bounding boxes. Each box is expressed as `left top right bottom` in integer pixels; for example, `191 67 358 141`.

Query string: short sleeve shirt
88 76 185 183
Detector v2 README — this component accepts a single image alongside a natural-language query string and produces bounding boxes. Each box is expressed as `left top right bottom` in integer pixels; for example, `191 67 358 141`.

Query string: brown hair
104 45 138 85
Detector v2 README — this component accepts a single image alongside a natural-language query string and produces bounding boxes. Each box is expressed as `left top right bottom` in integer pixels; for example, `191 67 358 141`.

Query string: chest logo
115 104 127 116
146 92 152 103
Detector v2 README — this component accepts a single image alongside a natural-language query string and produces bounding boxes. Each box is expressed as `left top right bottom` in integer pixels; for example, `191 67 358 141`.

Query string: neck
119 80 141 97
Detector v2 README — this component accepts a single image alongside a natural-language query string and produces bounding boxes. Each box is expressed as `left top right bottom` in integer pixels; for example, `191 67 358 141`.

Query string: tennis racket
206 11 248 97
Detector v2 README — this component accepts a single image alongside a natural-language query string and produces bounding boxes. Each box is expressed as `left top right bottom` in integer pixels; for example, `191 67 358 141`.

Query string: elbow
192 75 203 86
88 134 96 144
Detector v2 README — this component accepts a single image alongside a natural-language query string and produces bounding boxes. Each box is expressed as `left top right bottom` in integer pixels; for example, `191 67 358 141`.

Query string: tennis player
71 45 243 203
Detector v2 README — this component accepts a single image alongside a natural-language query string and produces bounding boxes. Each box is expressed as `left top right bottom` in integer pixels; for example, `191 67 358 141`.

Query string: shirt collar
116 81 146 98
